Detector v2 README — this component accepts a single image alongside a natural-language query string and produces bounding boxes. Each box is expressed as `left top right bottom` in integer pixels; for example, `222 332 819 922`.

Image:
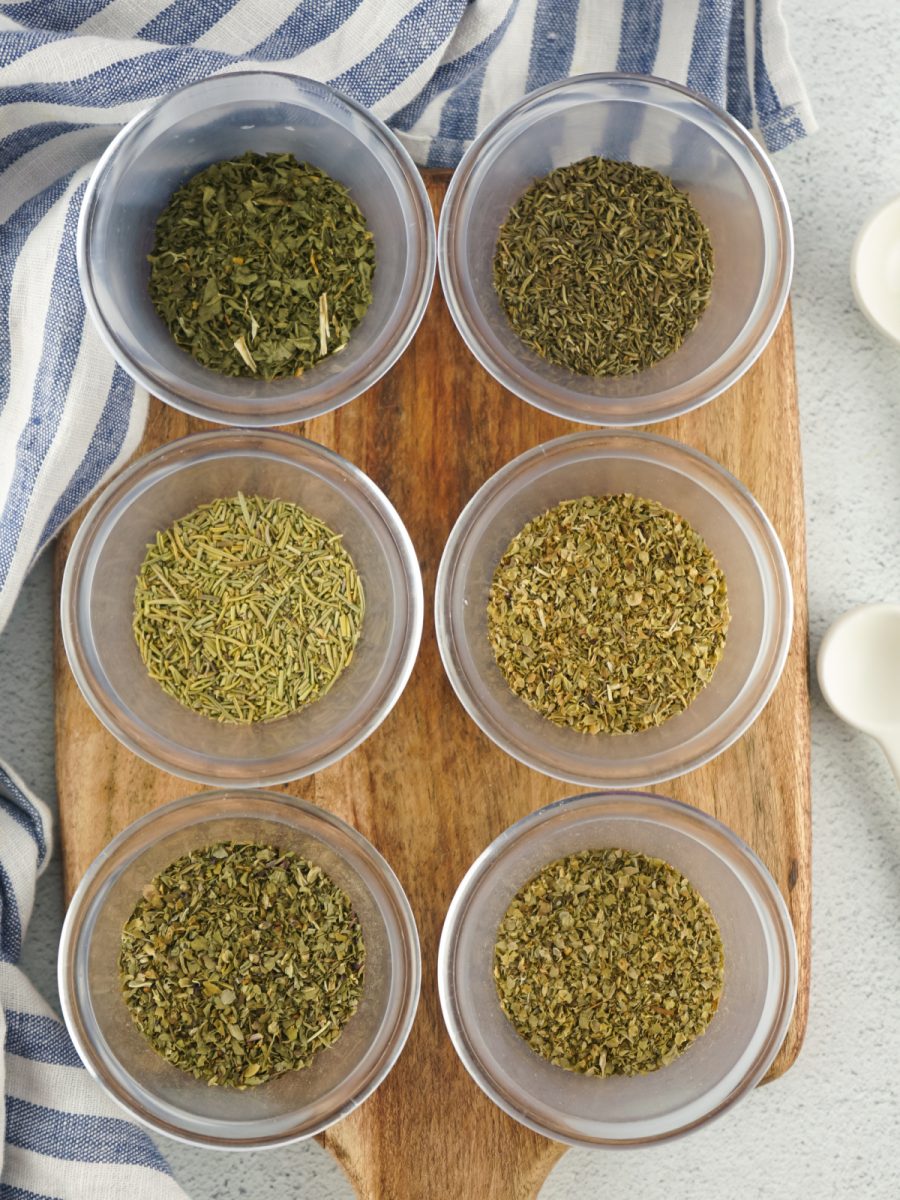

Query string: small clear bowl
438 790 797 1147
435 430 792 788
78 71 435 426
59 789 420 1149
61 429 423 786
439 73 792 426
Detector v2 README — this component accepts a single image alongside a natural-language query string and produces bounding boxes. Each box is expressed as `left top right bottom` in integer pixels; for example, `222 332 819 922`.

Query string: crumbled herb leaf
133 493 364 723
487 493 730 734
119 842 366 1088
494 849 724 1076
493 156 714 377
148 151 375 379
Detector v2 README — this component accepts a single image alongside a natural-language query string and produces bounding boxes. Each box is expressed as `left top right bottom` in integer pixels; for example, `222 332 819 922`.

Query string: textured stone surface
2 1 899 1195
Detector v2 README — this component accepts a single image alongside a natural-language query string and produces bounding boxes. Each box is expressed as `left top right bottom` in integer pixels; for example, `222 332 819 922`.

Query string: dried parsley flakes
493 156 714 377
120 842 365 1088
148 151 375 379
486 494 730 734
133 493 364 724
494 849 724 1076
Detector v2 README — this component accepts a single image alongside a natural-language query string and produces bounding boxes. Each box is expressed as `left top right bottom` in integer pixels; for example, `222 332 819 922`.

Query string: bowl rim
434 427 794 787
77 68 436 427
60 428 424 786
438 70 794 428
437 788 798 1148
58 788 421 1149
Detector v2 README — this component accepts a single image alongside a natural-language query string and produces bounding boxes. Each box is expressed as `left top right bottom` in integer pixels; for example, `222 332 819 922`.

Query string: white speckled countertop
2 2 899 1196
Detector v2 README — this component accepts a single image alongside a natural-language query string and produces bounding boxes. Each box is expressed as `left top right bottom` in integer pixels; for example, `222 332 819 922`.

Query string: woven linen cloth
0 0 815 637
0 761 189 1198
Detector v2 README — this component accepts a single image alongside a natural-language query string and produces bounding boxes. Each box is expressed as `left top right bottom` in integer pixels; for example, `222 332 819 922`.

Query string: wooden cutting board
54 172 809 1199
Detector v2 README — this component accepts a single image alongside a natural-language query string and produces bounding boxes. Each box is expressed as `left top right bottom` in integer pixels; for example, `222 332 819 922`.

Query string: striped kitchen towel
0 761 188 1198
0 0 816 639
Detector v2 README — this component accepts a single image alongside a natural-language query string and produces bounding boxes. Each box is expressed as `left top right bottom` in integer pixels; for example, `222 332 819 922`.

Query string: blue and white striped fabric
0 0 815 637
0 761 188 1198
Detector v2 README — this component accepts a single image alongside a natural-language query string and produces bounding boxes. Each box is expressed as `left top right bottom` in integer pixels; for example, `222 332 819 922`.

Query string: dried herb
494 849 724 1076
493 156 714 377
120 841 365 1088
133 493 364 723
487 494 730 734
148 151 375 379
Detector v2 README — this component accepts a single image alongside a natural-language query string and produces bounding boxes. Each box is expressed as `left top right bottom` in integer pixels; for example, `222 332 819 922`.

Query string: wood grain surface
54 173 810 1200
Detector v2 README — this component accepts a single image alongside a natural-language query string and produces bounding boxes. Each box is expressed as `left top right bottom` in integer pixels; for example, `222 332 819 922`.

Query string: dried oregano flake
133 493 364 724
487 494 730 734
148 151 375 379
493 156 714 377
494 849 724 1076
120 842 365 1088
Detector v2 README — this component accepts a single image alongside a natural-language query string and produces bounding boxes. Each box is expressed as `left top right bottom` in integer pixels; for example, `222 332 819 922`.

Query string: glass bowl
439 73 792 426
438 790 797 1147
60 429 423 786
78 70 435 427
59 789 420 1149
435 430 792 788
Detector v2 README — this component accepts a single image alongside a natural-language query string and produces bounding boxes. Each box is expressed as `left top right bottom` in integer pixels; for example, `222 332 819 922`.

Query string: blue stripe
0 121 92 174
329 0 465 108
525 0 578 92
5 1097 173 1172
0 183 87 596
0 858 23 963
0 766 47 863
687 0 730 105
392 3 516 133
752 0 806 150
427 60 488 168
0 1188 59 1200
0 190 73 361
0 1 111 31
139 0 236 47
247 0 366 61
0 29 58 67
5 1010 84 1068
0 44 230 108
0 796 45 865
726 0 752 129
38 365 134 549
616 0 662 75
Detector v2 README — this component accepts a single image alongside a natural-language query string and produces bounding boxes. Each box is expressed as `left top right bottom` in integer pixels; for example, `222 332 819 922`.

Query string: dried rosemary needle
494 849 724 1076
120 842 365 1088
486 493 730 734
133 493 364 723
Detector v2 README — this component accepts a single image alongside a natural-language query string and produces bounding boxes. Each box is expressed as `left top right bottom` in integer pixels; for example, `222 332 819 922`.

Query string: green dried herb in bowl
119 841 366 1089
148 151 375 379
486 493 730 734
493 156 714 377
133 492 364 723
494 849 724 1076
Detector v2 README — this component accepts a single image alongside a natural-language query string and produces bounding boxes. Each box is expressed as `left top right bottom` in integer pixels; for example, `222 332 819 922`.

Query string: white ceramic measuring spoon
817 603 900 788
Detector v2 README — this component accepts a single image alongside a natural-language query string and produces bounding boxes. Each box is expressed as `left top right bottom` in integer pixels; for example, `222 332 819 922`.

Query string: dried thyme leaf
493 156 714 377
148 151 375 379
486 494 730 734
133 493 364 724
119 841 366 1088
494 849 724 1076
